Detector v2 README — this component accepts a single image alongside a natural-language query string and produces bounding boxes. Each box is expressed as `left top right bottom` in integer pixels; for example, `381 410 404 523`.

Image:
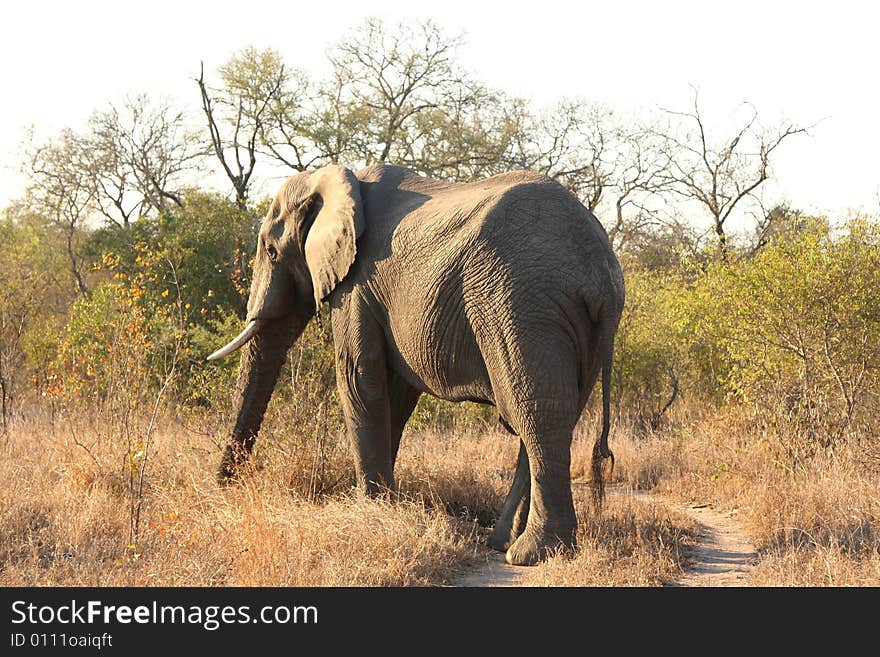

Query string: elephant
206 163 625 566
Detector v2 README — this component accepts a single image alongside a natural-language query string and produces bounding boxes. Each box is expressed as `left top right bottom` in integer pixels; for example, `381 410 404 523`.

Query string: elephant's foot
504 525 576 566
357 468 396 498
216 442 252 485
359 481 397 499
488 525 514 552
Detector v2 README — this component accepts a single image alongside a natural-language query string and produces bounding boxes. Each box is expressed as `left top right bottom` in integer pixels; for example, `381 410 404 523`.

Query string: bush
0 211 72 425
613 266 687 431
48 281 180 404
693 219 880 458
614 217 880 460
84 191 260 327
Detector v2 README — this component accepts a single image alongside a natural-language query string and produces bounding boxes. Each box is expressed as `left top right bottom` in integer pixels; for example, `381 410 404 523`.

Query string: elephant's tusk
206 319 268 361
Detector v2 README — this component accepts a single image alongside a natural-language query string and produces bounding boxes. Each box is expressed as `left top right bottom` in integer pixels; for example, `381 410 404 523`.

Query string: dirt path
452 487 757 587
453 551 526 587
612 487 758 586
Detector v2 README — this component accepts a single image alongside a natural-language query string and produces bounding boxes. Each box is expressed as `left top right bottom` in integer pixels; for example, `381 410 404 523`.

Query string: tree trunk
66 226 89 297
714 217 728 261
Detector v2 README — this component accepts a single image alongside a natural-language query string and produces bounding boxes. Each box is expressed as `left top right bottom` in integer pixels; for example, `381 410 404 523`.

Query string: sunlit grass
2 401 877 586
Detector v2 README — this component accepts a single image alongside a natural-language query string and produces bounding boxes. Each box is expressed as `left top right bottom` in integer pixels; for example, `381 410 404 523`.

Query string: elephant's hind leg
488 439 530 552
504 404 578 566
388 371 421 475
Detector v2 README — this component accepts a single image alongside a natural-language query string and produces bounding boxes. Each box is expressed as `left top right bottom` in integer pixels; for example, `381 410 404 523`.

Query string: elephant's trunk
206 319 268 361
216 315 308 481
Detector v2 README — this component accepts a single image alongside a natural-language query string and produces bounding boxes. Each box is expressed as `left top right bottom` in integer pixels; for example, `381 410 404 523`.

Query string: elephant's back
465 176 617 297
354 166 620 404
359 164 612 262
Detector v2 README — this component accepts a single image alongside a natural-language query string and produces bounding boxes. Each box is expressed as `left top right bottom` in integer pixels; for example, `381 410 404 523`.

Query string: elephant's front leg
336 352 394 495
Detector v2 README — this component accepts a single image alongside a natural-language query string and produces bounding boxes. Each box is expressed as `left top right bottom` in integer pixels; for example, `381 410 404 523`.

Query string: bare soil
452 550 526 587
618 488 758 586
667 502 757 586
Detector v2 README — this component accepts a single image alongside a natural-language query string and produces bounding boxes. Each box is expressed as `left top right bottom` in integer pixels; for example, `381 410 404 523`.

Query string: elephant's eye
266 244 278 262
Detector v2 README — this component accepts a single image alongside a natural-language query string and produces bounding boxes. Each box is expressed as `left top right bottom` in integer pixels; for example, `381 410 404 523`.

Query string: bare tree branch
657 88 808 258
196 49 285 207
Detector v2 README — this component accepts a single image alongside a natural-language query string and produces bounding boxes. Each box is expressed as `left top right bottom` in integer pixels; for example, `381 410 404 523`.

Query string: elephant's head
209 165 365 359
207 164 365 479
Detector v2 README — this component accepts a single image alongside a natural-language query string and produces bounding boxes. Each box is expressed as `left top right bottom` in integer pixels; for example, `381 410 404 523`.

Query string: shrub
690 219 880 459
48 281 180 404
613 266 687 431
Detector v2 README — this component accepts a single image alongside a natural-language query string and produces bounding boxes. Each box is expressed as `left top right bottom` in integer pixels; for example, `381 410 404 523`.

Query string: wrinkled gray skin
210 164 624 566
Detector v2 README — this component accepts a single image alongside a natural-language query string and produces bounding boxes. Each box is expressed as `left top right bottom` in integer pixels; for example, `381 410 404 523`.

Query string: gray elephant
207 164 625 565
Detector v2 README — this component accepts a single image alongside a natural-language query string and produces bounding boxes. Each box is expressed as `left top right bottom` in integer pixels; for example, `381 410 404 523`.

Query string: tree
546 101 617 210
81 108 139 227
601 122 674 251
471 99 674 251
152 192 259 322
85 191 260 325
257 66 327 171
24 128 94 297
657 88 807 257
196 47 287 207
693 218 880 456
327 18 466 166
397 80 516 181
88 96 204 218
24 94 201 239
746 202 812 257
0 208 71 428
307 64 374 167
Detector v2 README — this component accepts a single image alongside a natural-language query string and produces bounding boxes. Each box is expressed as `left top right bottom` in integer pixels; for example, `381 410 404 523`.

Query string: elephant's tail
587 268 622 510
590 334 615 509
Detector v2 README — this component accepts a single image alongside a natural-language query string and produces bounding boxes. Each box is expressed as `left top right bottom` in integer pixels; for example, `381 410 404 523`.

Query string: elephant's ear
303 165 366 307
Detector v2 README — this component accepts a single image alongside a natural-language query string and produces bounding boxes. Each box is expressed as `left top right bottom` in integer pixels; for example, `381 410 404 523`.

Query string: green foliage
0 210 73 422
181 309 243 410
615 217 880 457
613 267 687 428
48 279 180 403
58 192 262 409
84 191 260 325
408 397 495 434
693 219 880 451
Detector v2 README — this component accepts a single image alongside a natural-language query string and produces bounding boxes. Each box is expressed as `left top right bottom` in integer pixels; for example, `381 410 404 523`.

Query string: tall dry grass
4 396 876 586
0 413 479 586
593 403 880 586
0 408 698 586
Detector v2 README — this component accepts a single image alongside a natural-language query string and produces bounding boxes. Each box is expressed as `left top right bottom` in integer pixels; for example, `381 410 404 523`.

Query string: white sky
2 0 878 222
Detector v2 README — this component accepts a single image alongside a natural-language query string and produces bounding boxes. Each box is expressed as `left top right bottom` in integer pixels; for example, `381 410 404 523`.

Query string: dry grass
0 410 697 587
520 486 697 586
571 416 685 491
395 430 517 526
4 398 875 586
746 456 880 586
603 405 880 586
0 416 479 586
